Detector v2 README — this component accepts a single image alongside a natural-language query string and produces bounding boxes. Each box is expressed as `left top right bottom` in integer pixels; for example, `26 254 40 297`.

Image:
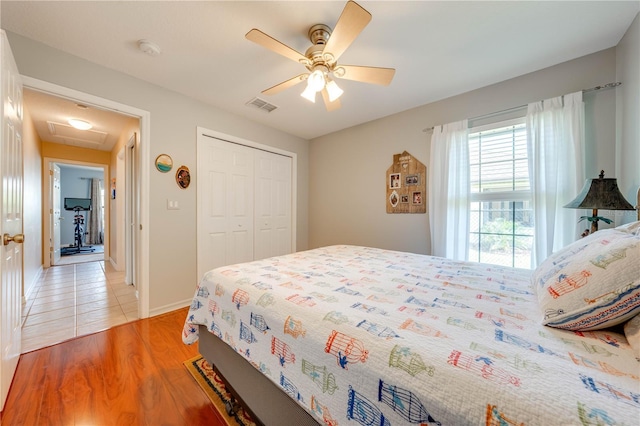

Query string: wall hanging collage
386 150 426 214
155 154 191 189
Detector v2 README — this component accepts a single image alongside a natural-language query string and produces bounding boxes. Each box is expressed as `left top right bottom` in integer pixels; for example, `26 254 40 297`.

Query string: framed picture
389 190 399 207
401 195 409 203
176 165 191 189
405 174 420 186
389 173 401 189
412 191 422 205
155 154 173 173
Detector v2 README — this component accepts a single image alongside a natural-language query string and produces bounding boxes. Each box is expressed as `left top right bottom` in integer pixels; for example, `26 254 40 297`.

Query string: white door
254 151 292 260
197 137 254 280
51 163 61 265
0 30 23 411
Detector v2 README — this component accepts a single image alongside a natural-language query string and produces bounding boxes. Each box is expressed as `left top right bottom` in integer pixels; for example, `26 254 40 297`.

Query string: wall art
386 151 426 214
176 165 191 189
155 154 173 173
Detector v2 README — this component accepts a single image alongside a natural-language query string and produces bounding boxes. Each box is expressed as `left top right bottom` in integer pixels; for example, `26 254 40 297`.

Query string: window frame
467 116 533 268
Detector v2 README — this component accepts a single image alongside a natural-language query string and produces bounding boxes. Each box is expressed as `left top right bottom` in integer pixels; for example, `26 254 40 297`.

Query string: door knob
3 233 24 245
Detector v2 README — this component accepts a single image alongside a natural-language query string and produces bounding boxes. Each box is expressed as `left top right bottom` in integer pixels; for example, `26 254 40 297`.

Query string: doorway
25 131 138 352
25 76 149 318
21 76 150 333
49 161 106 266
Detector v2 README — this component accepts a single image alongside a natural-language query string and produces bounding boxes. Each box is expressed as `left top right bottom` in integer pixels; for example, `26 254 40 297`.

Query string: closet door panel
254 151 292 260
197 130 294 281
198 139 254 279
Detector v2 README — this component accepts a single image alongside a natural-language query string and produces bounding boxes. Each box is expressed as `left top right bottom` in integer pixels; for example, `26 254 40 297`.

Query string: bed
183 226 640 425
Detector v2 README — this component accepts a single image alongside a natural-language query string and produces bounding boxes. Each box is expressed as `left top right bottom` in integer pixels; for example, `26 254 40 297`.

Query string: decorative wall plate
155 154 173 172
176 165 191 189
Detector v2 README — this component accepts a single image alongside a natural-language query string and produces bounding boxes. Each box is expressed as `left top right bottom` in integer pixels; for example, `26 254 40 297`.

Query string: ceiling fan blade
335 65 395 86
262 74 309 96
322 1 371 63
321 88 341 111
246 29 309 65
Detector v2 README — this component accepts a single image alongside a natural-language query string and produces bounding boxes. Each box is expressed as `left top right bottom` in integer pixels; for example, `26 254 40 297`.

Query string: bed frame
198 325 319 425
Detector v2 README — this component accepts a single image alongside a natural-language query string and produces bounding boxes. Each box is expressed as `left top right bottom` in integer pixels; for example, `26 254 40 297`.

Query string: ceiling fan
245 0 395 111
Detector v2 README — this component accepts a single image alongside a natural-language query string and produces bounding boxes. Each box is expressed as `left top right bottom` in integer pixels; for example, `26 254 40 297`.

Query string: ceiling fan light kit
300 67 342 103
325 79 344 102
308 69 326 92
245 0 395 111
300 84 317 103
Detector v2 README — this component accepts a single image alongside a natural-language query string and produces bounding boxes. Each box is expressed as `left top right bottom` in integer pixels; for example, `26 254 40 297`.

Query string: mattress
183 245 639 425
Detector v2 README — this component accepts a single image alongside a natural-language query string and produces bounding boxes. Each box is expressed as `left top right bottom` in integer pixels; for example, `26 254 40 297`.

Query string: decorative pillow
623 313 640 359
615 220 640 235
532 225 640 331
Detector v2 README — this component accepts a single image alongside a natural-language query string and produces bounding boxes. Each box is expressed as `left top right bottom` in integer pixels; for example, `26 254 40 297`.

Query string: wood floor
1 307 227 425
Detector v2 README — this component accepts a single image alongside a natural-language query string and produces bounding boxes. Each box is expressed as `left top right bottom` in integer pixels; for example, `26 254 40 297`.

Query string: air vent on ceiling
246 97 278 113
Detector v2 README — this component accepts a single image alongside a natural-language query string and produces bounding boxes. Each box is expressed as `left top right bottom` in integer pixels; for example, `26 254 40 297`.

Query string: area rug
184 356 256 426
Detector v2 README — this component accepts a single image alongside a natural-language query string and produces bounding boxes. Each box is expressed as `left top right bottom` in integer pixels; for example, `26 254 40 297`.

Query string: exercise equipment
60 198 95 256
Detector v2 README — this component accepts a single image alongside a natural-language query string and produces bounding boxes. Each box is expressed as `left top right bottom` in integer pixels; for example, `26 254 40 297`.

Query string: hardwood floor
1 307 227 425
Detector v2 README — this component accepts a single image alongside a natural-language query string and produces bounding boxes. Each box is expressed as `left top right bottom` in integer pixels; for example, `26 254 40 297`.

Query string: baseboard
149 299 192 318
109 257 123 271
23 265 44 303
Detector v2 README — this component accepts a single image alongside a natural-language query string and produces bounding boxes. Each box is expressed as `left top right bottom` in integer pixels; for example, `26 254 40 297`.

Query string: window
468 119 533 268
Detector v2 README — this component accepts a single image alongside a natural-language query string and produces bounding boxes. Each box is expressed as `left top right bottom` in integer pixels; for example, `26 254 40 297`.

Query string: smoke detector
138 39 161 56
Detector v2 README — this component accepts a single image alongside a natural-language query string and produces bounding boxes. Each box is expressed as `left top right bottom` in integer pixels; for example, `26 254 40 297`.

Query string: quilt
183 245 639 425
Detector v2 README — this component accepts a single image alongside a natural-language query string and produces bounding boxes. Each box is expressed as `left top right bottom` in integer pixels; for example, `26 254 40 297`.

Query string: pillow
623 313 640 359
532 225 640 331
615 220 640 235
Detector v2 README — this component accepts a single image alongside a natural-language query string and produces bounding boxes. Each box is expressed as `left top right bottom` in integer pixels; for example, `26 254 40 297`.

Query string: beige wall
616 12 640 224
7 31 310 315
42 142 111 165
23 104 42 300
309 48 622 255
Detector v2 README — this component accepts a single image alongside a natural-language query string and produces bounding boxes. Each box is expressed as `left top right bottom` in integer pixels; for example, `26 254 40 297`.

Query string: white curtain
88 178 104 245
526 91 584 267
428 120 470 260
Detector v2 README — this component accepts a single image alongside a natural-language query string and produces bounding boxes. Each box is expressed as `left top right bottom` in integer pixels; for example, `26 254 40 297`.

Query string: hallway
21 258 138 353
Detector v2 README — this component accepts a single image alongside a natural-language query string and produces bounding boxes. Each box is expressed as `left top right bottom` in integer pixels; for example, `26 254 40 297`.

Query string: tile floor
21 256 139 353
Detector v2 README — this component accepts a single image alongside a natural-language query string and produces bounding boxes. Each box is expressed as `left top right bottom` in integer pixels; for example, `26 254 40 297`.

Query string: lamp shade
564 171 634 211
325 79 343 102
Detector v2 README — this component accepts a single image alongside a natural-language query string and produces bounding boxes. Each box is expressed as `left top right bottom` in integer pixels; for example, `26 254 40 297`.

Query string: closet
196 129 295 281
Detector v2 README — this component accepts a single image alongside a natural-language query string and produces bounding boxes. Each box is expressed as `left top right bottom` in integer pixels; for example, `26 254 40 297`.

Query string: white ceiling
3 1 639 144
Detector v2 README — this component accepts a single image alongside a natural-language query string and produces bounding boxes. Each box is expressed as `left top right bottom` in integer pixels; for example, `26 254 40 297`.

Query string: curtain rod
423 81 621 132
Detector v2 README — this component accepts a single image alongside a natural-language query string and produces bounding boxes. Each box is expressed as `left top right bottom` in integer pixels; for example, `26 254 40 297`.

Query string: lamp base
590 209 599 234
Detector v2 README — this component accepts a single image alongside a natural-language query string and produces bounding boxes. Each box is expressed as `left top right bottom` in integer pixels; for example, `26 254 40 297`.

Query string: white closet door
198 138 254 280
254 150 292 260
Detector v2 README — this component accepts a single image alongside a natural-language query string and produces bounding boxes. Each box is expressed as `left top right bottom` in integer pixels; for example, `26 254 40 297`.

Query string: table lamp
564 170 634 235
